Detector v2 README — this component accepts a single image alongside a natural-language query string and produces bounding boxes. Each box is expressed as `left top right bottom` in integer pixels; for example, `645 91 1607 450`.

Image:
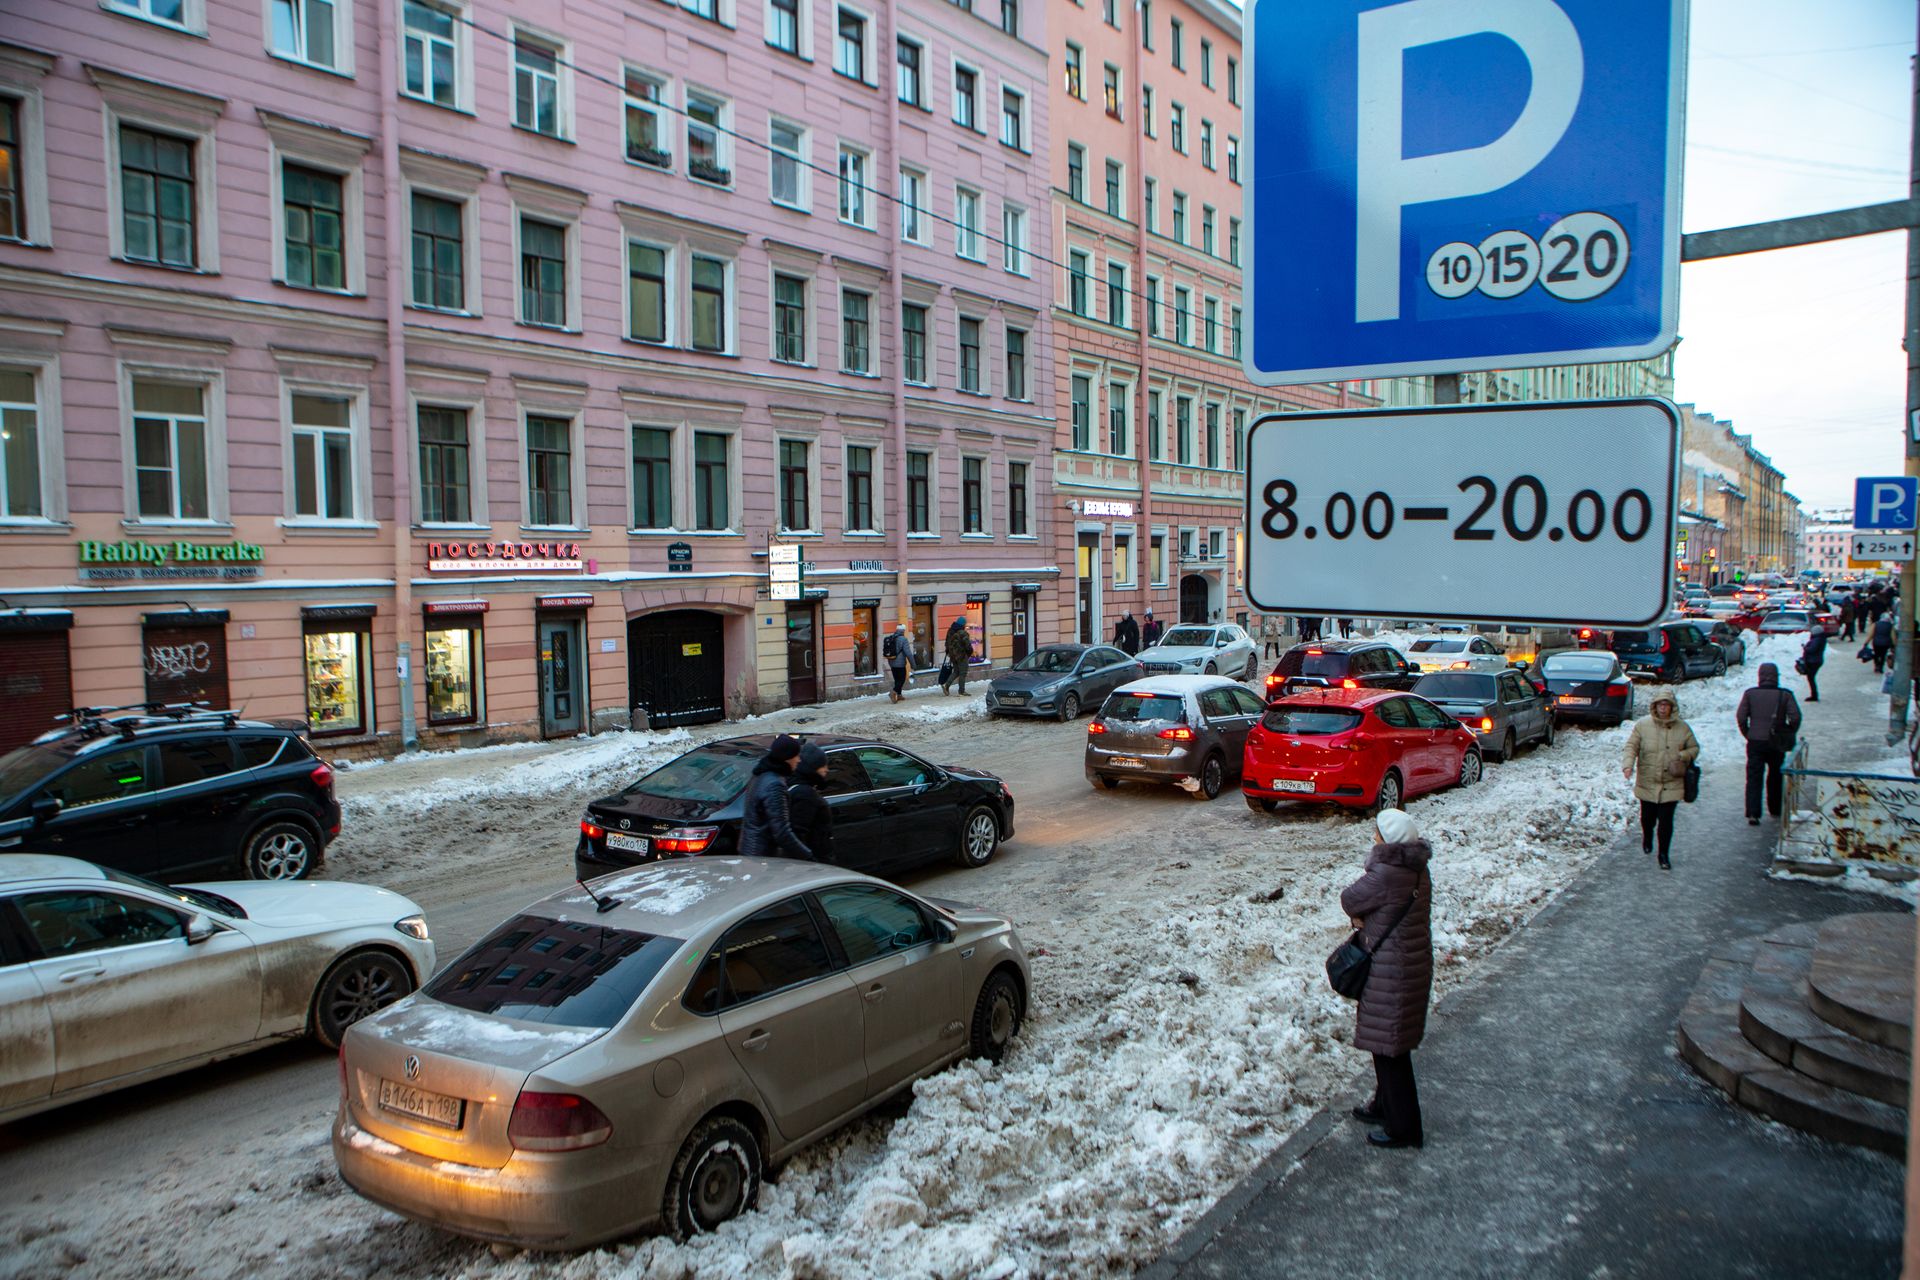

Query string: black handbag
1326 871 1424 1000
1683 763 1701 803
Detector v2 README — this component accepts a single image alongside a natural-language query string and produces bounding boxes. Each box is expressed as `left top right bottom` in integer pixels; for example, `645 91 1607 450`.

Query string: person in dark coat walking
1340 807 1433 1150
1113 612 1141 655
1838 597 1856 642
942 616 975 694
883 624 910 702
1870 614 1894 675
738 735 811 859
785 743 831 862
1799 626 1827 701
1736 662 1801 826
1141 610 1164 648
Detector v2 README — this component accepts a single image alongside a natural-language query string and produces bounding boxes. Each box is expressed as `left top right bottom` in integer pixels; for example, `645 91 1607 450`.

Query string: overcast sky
1677 0 1911 509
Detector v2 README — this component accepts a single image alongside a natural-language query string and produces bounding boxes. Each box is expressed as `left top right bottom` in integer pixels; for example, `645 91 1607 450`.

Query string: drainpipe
882 1 910 637
377 0 417 748
1130 0 1152 611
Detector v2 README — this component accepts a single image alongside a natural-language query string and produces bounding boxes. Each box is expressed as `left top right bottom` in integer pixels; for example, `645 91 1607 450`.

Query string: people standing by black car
785 743 830 862
738 735 812 859
1736 663 1801 827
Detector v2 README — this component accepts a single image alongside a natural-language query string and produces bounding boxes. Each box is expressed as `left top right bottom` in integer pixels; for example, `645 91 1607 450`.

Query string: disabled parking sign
1242 0 1686 385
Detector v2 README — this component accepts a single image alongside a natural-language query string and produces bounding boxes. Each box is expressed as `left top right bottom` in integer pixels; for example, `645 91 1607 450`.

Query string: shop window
965 598 988 662
851 602 879 677
911 600 935 670
426 620 481 725
305 627 370 734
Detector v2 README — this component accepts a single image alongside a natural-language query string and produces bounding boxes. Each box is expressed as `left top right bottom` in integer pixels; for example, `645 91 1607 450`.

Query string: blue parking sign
1243 0 1686 385
1855 476 1919 531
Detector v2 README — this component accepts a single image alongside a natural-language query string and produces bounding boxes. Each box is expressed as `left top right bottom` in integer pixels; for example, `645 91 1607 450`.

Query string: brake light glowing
656 825 721 854
508 1091 613 1151
1341 679 1358 689
1087 721 1108 734
1578 629 1592 639
1157 726 1195 740
1479 717 1493 731
580 819 605 840
1306 649 1323 656
309 762 334 792
1450 661 1470 670
1607 683 1631 696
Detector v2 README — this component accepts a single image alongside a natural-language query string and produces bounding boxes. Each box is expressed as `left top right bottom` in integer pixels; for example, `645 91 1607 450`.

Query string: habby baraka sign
78 538 264 581
428 540 586 572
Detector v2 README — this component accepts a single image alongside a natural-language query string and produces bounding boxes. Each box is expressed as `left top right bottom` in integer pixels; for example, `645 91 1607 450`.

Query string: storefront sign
967 593 991 603
852 597 882 608
667 541 693 573
537 595 595 610
770 543 802 602
1012 583 1041 594
301 604 377 621
1082 500 1135 518
424 600 490 615
850 559 887 572
78 538 264 581
912 594 938 605
427 540 585 572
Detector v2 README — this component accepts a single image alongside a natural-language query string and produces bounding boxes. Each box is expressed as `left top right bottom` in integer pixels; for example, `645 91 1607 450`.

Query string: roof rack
57 702 244 741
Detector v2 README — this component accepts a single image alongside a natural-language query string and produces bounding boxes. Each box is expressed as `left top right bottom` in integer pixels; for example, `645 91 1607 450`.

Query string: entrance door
786 603 819 706
1180 575 1209 624
538 617 585 736
628 610 726 727
1076 534 1101 645
1011 595 1033 663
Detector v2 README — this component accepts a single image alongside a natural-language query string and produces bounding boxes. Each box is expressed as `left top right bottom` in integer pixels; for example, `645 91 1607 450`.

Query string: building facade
0 0 1055 754
1804 515 1853 577
1681 404 1792 579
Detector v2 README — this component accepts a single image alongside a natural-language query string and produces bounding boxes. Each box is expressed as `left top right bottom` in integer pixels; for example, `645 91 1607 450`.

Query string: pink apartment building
0 0 1053 754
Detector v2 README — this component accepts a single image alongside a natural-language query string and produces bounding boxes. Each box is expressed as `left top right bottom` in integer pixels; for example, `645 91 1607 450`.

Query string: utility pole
1893 20 1920 752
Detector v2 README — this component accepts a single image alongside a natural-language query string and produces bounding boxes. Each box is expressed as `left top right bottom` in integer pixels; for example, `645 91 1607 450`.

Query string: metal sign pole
1894 25 1920 752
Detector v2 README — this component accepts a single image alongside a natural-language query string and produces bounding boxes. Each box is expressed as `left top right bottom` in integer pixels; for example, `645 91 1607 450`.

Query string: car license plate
1558 696 1592 706
1111 756 1146 768
1001 693 1029 705
606 832 651 854
379 1078 464 1129
1271 778 1315 793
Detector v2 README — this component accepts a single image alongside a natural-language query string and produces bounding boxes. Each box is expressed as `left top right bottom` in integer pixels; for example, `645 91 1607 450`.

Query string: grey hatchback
1411 669 1556 761
1084 674 1269 799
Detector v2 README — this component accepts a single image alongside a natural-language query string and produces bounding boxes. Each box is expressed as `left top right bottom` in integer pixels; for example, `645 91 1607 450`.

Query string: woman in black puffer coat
1339 806 1433 1150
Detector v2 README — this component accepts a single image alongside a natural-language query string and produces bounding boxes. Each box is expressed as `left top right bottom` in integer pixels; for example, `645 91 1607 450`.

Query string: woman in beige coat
1621 688 1699 870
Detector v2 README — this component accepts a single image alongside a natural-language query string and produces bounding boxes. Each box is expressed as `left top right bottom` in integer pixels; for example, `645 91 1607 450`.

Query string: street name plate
1244 399 1679 628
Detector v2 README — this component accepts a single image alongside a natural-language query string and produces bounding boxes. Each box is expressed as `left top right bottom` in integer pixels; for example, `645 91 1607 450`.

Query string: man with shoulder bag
1735 662 1801 827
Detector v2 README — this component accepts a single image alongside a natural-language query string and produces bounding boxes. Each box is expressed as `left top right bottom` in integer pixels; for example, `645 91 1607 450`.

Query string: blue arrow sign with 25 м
1242 0 1686 386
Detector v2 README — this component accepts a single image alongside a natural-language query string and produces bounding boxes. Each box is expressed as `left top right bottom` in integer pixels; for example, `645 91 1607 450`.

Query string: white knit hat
1375 809 1419 846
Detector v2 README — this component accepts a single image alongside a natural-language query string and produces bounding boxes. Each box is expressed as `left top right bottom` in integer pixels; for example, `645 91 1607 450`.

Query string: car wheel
243 820 318 880
310 949 413 1049
1374 770 1404 814
1243 656 1258 681
1713 653 1727 677
1459 749 1483 787
1058 692 1081 722
1246 795 1279 813
954 804 1001 868
1541 717 1556 749
1496 730 1516 762
665 1116 762 1239
1098 776 1121 790
1194 754 1224 800
1204 661 1218 675
968 969 1024 1062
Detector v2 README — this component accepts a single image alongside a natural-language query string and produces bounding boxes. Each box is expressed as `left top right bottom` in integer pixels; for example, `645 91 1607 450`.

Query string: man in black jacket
1735 663 1801 826
738 735 811 859
785 743 831 863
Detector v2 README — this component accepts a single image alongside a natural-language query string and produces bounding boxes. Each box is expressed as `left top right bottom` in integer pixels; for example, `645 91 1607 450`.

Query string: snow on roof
1682 449 1741 483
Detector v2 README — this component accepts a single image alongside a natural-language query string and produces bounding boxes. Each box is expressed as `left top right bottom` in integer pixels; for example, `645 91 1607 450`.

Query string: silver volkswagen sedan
333 858 1029 1249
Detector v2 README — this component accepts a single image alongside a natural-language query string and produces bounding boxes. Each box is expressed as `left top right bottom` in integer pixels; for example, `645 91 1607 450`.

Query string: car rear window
1100 693 1188 723
623 744 757 802
1610 630 1656 649
1277 649 1348 677
1260 707 1363 735
1413 674 1496 699
1543 653 1617 679
234 736 288 768
427 912 685 1029
1409 639 1464 653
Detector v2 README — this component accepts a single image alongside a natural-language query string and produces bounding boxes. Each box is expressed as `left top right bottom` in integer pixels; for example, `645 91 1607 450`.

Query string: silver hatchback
1084 674 1269 800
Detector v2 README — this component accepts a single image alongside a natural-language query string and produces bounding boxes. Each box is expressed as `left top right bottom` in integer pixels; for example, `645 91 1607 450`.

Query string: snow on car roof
0 854 109 885
552 857 878 928
1112 674 1241 695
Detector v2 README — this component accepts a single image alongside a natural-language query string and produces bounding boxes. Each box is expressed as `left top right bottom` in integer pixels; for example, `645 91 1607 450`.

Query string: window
1102 0 1117 25
896 37 923 106
525 415 572 526
1000 87 1025 149
290 393 353 520
1170 103 1185 153
1228 56 1239 104
693 899 835 1010
282 163 345 290
1070 374 1091 450
403 1 460 108
902 303 928 382
1106 261 1126 325
686 93 730 185
838 144 871 226
1141 0 1153 47
1147 389 1162 459
417 406 470 523
1229 216 1241 266
954 186 981 260
1108 381 1129 454
778 439 810 530
773 272 808 364
632 426 671 528
624 69 671 167
1204 298 1219 352
1204 403 1220 467
270 0 342 70
1150 530 1166 583
899 166 928 242
120 125 196 268
628 241 670 344
0 99 20 243
769 119 806 208
846 444 874 530
1202 205 1215 255
1145 275 1160 336
1068 249 1089 315
425 620 480 726
690 254 729 352
1105 158 1123 217
962 457 984 533
1232 408 1246 469
1231 307 1243 358
953 64 978 129
1171 191 1186 243
851 604 879 676
1201 119 1214 169
1065 43 1085 98
1227 135 1240 184
841 288 871 373
1201 39 1213 86
1002 204 1027 273
999 0 1018 36
518 216 567 327
1143 177 1156 232
1066 144 1086 203
409 192 464 310
1004 327 1027 399
1143 85 1155 137
1208 528 1225 560
1008 461 1029 535
132 380 208 520
907 450 931 533
958 317 981 392
1173 286 1190 344
18 892 181 959
512 32 562 137
767 0 800 54
1103 63 1122 117
835 7 868 80
1114 531 1133 585
694 431 729 529
1170 17 1184 68
0 369 42 517
1175 395 1192 464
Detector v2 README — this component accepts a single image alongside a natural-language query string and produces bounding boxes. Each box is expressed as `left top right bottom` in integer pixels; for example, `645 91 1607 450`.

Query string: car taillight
1158 726 1195 740
580 818 605 840
1450 661 1470 670
1479 717 1493 731
1087 721 1108 734
1341 679 1358 689
656 825 721 854
1659 632 1670 652
1607 683 1631 696
508 1091 613 1152
1265 674 1282 688
310 762 334 792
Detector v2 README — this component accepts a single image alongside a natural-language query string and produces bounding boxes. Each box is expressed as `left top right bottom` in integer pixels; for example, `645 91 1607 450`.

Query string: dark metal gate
1180 575 1210 624
0 619 73 752
629 610 726 728
142 611 230 710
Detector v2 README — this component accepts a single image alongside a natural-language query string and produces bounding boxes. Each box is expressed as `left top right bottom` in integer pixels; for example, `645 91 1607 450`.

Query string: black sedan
1538 651 1636 726
575 734 1015 880
985 644 1143 720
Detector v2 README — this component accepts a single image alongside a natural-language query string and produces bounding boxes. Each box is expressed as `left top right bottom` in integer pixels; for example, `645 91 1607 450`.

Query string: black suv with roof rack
0 704 339 882
1263 639 1423 701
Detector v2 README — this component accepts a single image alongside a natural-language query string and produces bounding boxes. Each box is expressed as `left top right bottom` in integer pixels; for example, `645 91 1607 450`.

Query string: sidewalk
1145 658 1909 1279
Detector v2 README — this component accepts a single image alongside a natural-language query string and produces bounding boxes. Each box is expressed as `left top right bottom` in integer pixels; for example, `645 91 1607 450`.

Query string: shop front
535 595 593 738
301 605 377 738
422 601 485 730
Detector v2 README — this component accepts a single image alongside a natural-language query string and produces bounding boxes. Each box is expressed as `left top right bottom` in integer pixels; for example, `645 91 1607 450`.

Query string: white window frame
769 267 813 366
264 113 372 297
843 438 884 535
94 70 224 273
400 0 472 113
839 286 874 375
509 25 571 140
1150 526 1169 586
951 58 982 131
622 66 673 169
680 0 734 25
626 420 680 533
120 362 228 527
104 0 206 35
0 351 66 525
768 117 810 211
1113 526 1136 586
960 453 991 536
282 380 372 525
1004 324 1029 401
0 49 53 248
1002 203 1027 275
1064 42 1085 100
684 87 734 187
688 424 741 534
956 314 984 394
901 301 932 386
266 0 353 76
833 4 877 86
1104 157 1126 220
625 237 676 346
1208 527 1226 560
1105 258 1129 327
1007 457 1034 538
838 142 874 229
410 389 489 529
509 190 584 332
897 165 928 244
896 33 927 108
518 404 586 532
775 435 819 534
954 185 983 262
1106 378 1132 456
400 149 485 317
764 0 811 58
906 447 939 536
687 251 736 355
1142 84 1155 138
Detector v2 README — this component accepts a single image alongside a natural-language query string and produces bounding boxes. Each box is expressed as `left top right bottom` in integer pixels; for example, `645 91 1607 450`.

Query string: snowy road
0 637 1829 1280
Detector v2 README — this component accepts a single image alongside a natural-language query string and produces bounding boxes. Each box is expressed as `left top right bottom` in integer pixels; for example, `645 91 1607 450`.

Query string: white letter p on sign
1355 0 1585 324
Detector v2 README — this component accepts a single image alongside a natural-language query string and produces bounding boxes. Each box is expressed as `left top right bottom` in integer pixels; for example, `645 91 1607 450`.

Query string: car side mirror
30 795 60 824
185 914 215 944
933 919 957 945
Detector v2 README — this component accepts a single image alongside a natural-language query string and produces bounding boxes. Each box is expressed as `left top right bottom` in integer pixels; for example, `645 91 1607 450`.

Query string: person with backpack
941 616 975 694
1339 807 1433 1150
883 623 910 702
1735 663 1801 826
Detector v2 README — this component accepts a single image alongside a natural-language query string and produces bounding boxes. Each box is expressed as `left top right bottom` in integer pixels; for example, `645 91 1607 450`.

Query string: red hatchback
1242 688 1483 814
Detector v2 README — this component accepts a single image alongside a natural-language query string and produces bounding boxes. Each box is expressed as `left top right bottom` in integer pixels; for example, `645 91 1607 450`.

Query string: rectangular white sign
1244 399 1680 628
1852 531 1916 562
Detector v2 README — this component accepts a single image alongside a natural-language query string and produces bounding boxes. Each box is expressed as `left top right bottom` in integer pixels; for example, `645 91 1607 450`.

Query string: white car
1406 633 1511 673
1136 624 1260 680
0 854 435 1124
